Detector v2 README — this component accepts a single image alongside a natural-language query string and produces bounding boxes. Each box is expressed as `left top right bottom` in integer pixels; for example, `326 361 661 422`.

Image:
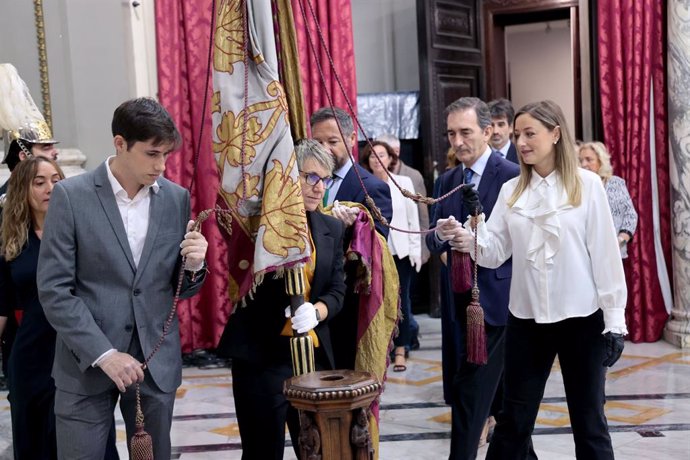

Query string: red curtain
290 0 358 135
598 0 671 342
156 0 231 352
154 0 359 350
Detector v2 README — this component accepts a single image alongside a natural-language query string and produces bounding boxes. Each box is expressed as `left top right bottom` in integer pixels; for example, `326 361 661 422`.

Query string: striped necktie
463 167 474 185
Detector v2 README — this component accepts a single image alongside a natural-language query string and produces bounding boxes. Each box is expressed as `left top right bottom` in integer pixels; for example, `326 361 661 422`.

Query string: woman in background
360 141 421 371
578 141 638 258
0 156 119 460
1 157 63 459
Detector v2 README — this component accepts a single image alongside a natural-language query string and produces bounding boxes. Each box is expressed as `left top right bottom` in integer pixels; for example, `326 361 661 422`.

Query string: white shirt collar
333 160 352 180
105 156 159 199
529 169 559 190
498 141 511 157
464 145 493 177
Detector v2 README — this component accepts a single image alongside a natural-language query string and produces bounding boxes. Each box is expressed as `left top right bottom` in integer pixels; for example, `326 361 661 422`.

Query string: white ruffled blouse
471 168 628 334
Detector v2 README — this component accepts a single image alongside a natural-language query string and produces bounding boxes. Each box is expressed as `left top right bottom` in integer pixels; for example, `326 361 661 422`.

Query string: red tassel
466 292 487 365
130 386 154 460
451 251 473 293
130 420 154 460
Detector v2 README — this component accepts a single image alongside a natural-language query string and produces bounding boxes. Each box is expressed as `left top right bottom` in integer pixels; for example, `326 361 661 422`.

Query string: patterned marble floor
1 314 689 459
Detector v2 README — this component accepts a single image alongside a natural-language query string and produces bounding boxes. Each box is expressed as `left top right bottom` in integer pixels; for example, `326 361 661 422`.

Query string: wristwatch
315 308 322 322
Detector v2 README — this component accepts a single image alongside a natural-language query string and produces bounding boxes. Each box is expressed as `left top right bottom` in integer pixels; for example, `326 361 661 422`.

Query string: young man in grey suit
37 98 208 459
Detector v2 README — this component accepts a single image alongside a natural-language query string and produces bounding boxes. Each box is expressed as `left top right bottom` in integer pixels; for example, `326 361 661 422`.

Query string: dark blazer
426 151 519 326
217 211 346 369
37 162 205 395
506 142 519 164
335 163 392 238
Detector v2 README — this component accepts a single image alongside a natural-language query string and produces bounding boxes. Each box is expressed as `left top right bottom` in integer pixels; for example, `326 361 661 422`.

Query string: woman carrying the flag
217 139 346 459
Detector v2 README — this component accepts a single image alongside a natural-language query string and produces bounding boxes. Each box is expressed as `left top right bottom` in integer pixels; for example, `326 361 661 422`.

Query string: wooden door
416 0 484 315
416 0 484 179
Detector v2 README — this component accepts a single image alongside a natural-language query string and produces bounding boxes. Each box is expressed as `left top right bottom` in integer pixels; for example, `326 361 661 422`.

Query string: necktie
463 167 474 185
322 187 329 207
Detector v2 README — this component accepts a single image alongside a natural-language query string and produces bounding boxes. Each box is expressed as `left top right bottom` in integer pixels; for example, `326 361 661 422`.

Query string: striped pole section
285 266 315 375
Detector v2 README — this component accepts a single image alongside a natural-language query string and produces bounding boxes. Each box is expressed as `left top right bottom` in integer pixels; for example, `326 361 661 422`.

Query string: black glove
602 332 625 367
462 183 483 215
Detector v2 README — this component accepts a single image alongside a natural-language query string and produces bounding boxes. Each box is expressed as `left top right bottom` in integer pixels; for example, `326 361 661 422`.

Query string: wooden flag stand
284 370 381 460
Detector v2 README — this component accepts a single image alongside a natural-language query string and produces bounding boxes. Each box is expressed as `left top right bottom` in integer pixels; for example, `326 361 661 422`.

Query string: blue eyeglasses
301 172 334 189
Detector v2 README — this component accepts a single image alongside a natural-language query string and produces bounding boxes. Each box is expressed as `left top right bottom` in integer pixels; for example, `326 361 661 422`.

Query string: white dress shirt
386 173 421 259
93 157 159 367
497 142 511 159
105 156 158 267
471 168 628 334
463 146 492 188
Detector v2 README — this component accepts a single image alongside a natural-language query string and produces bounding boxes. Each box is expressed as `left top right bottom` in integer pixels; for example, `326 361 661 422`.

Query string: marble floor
1 314 689 459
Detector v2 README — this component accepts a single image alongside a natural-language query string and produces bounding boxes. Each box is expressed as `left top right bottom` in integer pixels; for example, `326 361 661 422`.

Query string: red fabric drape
153 0 358 350
290 0 358 138
598 0 671 342
156 0 231 352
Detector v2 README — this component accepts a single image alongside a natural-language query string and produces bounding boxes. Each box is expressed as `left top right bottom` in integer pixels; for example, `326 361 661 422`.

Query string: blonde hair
445 147 460 170
1 156 64 260
578 141 613 183
508 100 581 208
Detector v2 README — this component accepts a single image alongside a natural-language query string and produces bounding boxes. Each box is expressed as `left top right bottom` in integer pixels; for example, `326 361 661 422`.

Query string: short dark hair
488 98 515 125
444 97 492 130
111 98 182 150
309 106 355 135
5 140 34 172
359 140 393 174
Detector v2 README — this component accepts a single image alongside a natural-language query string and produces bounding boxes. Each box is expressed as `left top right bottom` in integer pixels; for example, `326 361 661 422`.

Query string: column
664 0 690 348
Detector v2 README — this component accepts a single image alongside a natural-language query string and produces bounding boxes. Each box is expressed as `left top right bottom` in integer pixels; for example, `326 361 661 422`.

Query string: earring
553 139 559 144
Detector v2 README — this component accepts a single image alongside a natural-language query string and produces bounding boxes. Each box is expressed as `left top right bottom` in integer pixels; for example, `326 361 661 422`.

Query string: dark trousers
232 350 328 460
393 255 414 348
486 310 613 460
448 295 505 460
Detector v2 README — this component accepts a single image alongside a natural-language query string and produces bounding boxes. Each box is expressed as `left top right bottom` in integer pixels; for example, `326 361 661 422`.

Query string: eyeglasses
300 172 334 189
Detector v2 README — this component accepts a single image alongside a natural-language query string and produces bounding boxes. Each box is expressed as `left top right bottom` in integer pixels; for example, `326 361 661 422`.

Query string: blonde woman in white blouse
452 100 626 460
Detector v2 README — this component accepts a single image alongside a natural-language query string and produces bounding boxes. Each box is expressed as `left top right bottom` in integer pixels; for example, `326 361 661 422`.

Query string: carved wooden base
284 370 381 460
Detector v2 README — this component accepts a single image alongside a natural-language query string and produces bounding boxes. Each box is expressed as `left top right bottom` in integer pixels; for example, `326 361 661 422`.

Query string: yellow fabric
275 0 308 140
354 229 399 381
370 412 380 460
322 202 400 460
280 232 319 347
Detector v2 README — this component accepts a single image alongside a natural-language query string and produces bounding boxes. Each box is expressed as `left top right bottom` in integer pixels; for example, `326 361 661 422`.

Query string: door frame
483 0 583 138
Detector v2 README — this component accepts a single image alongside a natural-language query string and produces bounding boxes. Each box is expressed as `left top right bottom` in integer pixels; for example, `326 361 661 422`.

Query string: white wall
506 20 576 133
352 0 419 94
0 0 158 170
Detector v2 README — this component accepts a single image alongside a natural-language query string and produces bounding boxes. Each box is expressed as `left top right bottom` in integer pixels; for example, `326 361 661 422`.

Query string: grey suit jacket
37 162 205 395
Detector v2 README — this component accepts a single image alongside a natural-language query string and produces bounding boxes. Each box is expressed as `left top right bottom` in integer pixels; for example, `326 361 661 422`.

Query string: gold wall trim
34 0 52 130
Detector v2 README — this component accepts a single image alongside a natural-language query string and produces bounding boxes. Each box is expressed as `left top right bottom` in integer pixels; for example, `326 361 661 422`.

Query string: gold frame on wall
34 0 52 130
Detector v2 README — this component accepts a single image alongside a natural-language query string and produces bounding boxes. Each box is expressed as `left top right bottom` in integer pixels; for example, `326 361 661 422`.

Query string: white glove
435 216 460 242
332 201 359 227
448 227 474 253
409 255 422 273
284 302 319 334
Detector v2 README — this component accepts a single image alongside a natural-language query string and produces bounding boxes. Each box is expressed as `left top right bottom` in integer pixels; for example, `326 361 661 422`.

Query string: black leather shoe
410 334 421 351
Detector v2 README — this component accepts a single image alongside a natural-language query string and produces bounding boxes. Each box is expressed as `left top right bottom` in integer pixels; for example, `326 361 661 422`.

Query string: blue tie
463 167 474 185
